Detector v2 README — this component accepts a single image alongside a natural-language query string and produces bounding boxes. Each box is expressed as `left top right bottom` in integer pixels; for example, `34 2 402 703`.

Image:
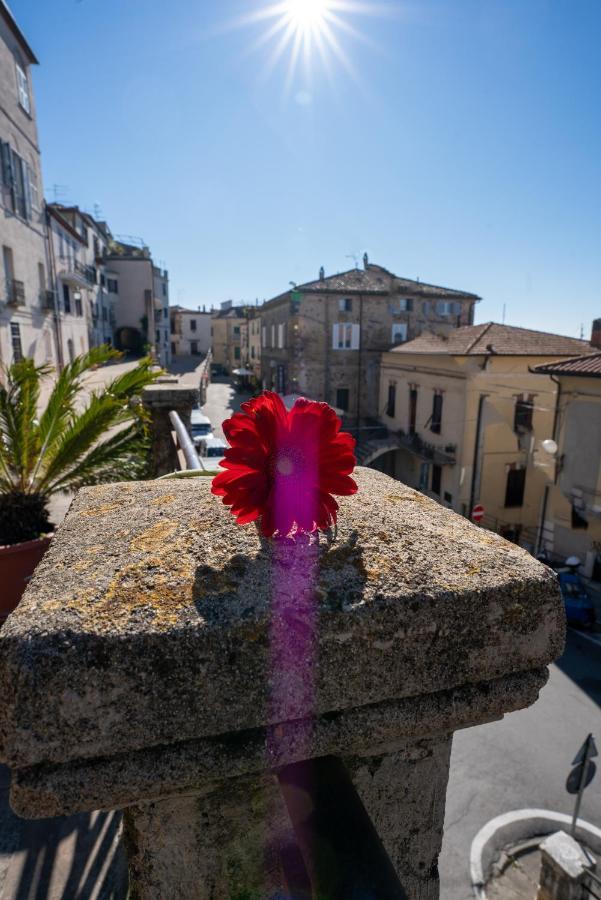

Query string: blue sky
13 0 601 335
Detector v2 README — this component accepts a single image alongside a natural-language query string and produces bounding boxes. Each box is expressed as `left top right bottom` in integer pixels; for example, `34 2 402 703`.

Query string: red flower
212 391 357 537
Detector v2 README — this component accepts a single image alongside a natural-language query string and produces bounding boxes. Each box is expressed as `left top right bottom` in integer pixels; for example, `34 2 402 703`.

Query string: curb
470 809 601 898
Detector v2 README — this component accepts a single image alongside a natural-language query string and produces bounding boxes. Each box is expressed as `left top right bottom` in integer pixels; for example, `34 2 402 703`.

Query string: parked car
558 568 595 629
189 410 213 448
198 436 228 473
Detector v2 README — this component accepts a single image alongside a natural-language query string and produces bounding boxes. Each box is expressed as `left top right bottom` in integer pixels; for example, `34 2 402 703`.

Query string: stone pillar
142 381 199 476
0 469 565 899
537 831 595 900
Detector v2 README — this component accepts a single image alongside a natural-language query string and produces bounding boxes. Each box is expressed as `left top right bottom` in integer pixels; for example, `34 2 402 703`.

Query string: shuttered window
15 63 30 114
332 323 360 350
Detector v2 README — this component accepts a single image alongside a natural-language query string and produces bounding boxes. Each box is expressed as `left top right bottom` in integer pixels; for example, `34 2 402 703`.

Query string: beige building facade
374 323 591 550
170 306 211 358
533 345 601 575
0 3 56 368
211 303 251 373
259 260 479 420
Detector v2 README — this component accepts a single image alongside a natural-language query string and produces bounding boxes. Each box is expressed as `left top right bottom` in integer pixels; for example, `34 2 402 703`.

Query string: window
15 63 30 114
409 387 417 435
163 307 168 319
271 324 275 347
155 330 160 343
431 392 443 434
234 346 241 360
251 346 255 358
332 323 360 350
391 323 407 344
28 163 38 211
514 395 534 432
3 245 14 287
233 326 240 335
107 278 118 294
62 283 71 314
190 319 197 331
339 298 352 312
11 150 29 218
102 307 108 322
504 467 526 508
262 326 267 347
75 293 83 316
277 323 285 348
336 388 350 412
571 506 588 530
386 383 396 418
397 298 413 312
10 323 23 361
436 301 462 317
37 262 45 295
162 283 167 296
190 341 199 355
100 273 106 287
444 491 453 504
431 464 442 496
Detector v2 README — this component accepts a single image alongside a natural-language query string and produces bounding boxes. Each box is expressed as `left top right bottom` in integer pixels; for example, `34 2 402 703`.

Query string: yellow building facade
533 352 601 575
375 323 590 550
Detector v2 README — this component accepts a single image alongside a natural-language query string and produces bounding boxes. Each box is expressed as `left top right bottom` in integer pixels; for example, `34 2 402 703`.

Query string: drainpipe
356 293 363 436
535 374 561 557
468 393 487 518
45 208 64 371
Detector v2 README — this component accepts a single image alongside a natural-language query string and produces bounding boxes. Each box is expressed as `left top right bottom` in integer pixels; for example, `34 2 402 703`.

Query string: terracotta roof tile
297 264 480 299
532 351 601 377
392 323 592 357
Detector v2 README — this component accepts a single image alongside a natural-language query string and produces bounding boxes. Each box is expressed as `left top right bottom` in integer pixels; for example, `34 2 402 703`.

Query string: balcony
74 260 97 285
40 289 56 312
6 279 25 307
356 428 456 468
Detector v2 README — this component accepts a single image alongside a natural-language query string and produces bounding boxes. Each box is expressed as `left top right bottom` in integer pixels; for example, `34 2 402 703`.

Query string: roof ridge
466 321 493 353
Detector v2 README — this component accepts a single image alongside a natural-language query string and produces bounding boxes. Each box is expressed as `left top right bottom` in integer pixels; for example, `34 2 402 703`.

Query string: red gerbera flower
211 391 357 537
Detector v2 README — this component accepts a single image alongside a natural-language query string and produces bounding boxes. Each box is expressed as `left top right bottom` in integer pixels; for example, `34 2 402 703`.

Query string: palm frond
47 423 149 494
0 359 49 491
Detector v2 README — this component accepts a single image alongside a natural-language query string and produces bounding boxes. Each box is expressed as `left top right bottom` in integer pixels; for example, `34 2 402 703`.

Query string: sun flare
227 0 380 97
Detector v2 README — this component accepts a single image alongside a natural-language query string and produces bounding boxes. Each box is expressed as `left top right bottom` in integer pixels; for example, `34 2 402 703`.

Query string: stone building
373 322 591 549
532 329 601 574
248 310 261 384
45 204 118 363
211 302 252 373
106 238 170 368
170 305 211 359
259 259 479 421
0 1 56 367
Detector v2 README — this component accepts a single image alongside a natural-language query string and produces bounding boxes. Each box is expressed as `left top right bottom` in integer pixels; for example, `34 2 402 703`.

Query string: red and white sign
471 504 485 523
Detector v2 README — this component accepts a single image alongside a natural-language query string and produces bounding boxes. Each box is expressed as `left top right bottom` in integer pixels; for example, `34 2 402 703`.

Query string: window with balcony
430 392 443 434
504 466 526 508
15 62 30 114
332 323 360 350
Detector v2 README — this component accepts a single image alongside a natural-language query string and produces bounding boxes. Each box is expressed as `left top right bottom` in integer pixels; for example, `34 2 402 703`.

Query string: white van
189 410 213 448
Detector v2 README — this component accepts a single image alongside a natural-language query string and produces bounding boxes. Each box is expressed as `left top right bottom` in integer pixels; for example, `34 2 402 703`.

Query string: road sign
471 504 485 523
567 734 597 835
567 761 597 794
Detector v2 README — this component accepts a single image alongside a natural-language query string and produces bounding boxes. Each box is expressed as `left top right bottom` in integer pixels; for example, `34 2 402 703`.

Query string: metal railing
40 289 56 311
168 411 203 471
74 260 97 284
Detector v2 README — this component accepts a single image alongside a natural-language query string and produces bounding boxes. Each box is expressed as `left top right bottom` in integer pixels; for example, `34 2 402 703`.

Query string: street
440 628 601 898
201 374 252 439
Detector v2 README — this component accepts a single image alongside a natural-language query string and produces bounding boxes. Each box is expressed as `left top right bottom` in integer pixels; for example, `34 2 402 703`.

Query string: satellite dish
541 439 558 455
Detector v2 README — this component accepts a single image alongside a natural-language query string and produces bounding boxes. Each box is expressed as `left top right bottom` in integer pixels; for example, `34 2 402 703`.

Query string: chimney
591 319 601 348
363 252 369 270
319 266 325 281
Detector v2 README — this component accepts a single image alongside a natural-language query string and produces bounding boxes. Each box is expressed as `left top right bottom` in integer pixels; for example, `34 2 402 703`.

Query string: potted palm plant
0 346 158 623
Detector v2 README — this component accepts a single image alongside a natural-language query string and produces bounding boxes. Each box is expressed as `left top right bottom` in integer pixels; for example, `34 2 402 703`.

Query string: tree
0 346 158 545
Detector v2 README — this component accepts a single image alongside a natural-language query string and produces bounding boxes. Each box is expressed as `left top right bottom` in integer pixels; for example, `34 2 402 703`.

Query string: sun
226 0 380 97
285 0 330 33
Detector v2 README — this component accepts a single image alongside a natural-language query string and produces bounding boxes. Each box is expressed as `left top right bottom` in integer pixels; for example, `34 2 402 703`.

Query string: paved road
440 628 601 898
201 375 252 439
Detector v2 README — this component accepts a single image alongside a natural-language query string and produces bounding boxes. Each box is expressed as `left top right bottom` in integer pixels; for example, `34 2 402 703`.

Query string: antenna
51 184 69 202
502 304 506 324
345 253 359 268
580 323 584 339
92 203 103 220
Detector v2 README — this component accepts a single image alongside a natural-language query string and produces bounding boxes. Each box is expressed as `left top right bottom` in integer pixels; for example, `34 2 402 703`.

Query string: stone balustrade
142 380 199 476
0 468 565 898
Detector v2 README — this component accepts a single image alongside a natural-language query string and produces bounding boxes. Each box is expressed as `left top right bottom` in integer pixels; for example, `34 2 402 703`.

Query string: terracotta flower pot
0 536 52 625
